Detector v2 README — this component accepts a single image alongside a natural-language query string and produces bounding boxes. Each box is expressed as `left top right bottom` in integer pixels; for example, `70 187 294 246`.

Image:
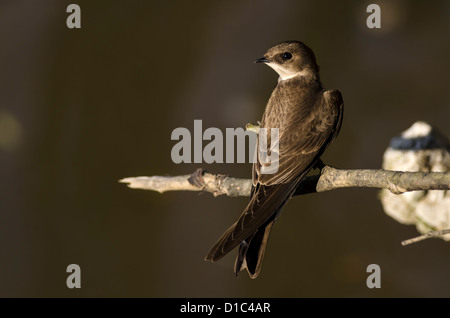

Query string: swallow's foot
314 159 326 170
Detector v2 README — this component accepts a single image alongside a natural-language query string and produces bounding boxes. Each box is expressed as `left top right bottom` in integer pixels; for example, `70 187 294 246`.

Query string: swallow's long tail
205 178 303 278
234 215 276 278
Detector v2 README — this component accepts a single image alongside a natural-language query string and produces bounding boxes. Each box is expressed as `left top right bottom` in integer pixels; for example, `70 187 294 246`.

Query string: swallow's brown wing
205 179 301 263
255 89 343 186
205 89 343 263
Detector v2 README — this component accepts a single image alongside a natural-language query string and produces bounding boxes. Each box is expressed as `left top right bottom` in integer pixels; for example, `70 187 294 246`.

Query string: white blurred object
380 121 450 240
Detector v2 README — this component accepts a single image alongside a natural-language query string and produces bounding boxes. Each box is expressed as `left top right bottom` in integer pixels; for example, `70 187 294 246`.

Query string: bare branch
401 229 450 246
311 166 450 194
119 166 450 197
119 171 252 197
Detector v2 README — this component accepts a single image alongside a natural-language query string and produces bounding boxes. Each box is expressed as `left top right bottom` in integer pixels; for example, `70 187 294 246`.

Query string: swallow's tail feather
234 217 276 279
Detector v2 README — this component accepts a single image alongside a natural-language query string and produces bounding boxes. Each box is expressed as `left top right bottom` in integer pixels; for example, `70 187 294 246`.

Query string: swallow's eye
282 52 292 60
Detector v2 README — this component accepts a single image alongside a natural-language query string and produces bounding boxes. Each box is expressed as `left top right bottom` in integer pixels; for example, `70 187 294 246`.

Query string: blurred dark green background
0 0 449 297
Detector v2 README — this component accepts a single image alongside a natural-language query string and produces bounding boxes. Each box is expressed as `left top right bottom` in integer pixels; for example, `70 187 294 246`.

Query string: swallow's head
255 41 319 81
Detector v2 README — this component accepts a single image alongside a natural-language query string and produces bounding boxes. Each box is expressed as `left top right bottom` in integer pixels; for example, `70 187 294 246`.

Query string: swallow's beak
254 57 271 64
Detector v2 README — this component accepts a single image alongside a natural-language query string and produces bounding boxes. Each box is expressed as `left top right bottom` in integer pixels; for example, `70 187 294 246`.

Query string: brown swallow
205 41 344 278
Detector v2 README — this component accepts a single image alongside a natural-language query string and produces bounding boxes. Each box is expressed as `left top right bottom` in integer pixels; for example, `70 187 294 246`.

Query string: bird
205 40 344 278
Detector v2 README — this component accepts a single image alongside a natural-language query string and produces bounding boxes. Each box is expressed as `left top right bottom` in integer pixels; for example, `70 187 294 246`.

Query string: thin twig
401 229 450 246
